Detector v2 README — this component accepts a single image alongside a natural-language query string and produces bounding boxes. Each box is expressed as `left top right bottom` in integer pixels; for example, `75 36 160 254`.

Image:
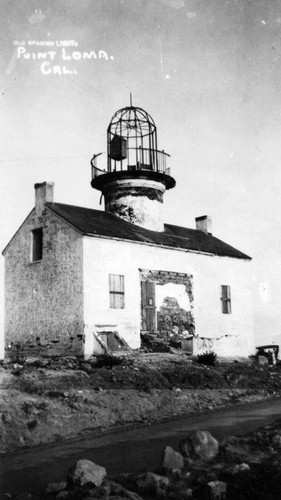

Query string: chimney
195 215 212 234
35 182 54 215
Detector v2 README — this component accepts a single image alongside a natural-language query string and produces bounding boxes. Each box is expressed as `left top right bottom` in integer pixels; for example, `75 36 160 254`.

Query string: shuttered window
221 285 231 314
109 274 125 309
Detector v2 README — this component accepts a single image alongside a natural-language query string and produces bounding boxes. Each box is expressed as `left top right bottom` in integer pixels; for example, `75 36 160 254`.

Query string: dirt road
2 396 281 496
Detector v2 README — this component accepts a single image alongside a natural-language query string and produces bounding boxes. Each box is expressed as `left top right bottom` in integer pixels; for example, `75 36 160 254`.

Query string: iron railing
91 148 171 180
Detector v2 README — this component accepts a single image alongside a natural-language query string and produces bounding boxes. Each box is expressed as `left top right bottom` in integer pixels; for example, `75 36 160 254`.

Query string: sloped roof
47 202 251 260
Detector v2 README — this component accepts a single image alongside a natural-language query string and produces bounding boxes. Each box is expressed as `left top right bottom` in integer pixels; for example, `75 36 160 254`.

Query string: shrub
9 350 27 365
197 351 217 367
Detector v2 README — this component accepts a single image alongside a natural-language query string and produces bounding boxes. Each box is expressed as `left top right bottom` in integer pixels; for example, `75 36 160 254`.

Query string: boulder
136 472 169 494
108 481 144 499
67 459 106 488
205 480 227 500
231 462 250 474
179 431 219 461
220 435 250 462
162 446 184 471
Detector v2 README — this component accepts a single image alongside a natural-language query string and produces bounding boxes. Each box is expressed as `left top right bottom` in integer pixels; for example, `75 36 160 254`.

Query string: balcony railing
91 147 171 180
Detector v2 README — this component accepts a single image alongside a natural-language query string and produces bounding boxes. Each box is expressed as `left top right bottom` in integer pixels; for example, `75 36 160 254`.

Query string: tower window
109 274 125 309
31 228 43 262
221 285 231 314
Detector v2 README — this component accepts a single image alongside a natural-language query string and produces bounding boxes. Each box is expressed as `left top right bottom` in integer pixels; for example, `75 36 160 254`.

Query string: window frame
221 285 231 314
31 228 43 262
109 274 125 309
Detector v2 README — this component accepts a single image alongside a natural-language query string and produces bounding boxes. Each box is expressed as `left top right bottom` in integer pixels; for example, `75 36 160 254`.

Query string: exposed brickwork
4 207 84 358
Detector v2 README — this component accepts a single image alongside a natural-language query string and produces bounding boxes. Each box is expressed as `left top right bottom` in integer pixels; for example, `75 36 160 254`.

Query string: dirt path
2 397 281 496
1 353 281 453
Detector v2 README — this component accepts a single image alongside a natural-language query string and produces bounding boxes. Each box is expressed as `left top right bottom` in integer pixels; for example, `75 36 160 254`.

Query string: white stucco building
2 104 255 359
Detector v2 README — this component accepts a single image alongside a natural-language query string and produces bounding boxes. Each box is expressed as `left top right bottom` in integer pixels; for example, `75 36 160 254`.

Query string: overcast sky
1 0 281 356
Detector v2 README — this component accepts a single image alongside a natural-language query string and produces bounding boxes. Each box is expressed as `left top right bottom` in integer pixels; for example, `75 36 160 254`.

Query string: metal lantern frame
107 106 169 174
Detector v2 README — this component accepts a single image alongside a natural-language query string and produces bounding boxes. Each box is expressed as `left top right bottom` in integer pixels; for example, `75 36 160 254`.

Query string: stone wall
4 207 84 358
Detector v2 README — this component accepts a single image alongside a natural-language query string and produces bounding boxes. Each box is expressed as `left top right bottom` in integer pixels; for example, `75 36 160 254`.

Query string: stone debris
6 423 281 500
230 462 250 475
179 430 219 461
205 480 227 500
162 445 185 471
67 459 106 487
135 471 170 494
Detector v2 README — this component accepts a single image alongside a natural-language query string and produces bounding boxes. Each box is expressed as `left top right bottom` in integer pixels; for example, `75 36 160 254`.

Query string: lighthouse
91 103 176 231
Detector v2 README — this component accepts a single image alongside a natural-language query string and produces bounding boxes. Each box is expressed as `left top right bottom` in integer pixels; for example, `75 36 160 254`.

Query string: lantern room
107 106 169 174
91 104 176 231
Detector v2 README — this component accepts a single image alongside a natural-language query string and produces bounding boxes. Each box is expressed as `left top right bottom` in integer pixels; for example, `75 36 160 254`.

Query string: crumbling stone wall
139 269 195 338
4 208 84 358
157 296 194 337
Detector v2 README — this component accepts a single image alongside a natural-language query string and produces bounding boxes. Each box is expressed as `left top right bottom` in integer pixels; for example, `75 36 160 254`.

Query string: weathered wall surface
83 236 254 358
104 179 166 231
4 208 84 357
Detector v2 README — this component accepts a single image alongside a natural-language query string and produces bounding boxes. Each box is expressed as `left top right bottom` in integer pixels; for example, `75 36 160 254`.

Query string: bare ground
1 352 280 453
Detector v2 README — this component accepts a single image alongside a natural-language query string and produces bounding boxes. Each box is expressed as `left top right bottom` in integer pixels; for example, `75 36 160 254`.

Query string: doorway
141 280 156 331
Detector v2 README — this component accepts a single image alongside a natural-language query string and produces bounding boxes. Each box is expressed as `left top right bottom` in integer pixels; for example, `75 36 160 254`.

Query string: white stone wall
83 236 254 358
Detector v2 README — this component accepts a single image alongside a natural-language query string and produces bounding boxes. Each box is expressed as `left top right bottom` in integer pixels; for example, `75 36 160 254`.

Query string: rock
167 484 193 499
205 481 227 500
2 411 12 423
45 481 67 494
230 462 250 475
67 459 106 488
162 446 184 471
108 481 144 499
81 362 92 373
110 473 136 491
273 434 281 447
179 430 219 461
56 491 70 499
170 469 183 479
87 484 111 498
220 435 250 461
136 472 170 494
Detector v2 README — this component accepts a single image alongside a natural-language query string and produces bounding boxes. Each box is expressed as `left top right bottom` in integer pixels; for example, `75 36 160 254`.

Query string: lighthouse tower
91 104 175 231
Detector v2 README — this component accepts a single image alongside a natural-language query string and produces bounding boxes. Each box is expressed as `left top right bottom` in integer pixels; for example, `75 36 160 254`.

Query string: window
109 274 125 309
221 285 231 314
31 228 43 262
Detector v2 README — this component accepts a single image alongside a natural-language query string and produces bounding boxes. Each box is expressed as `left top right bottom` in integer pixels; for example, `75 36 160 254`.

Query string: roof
46 202 251 260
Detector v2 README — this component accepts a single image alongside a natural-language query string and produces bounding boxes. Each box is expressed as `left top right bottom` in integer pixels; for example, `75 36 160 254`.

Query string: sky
1 0 281 357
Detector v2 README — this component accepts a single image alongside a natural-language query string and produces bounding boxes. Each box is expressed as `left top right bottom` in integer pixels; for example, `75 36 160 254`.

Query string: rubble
179 430 219 461
67 459 107 487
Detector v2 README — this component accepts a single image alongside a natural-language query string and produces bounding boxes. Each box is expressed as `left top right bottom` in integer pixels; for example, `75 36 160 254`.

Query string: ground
1 352 281 454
